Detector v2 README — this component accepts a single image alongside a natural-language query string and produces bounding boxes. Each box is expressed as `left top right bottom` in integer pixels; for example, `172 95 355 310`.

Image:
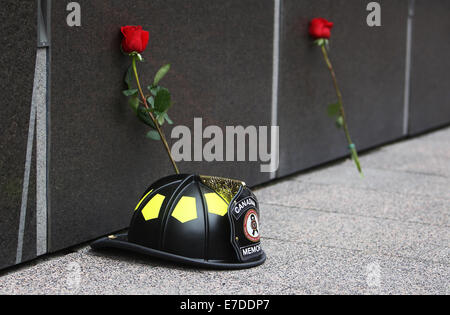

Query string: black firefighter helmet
91 174 266 269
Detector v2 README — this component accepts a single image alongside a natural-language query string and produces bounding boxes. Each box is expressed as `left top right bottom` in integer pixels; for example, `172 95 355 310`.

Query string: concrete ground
0 127 449 295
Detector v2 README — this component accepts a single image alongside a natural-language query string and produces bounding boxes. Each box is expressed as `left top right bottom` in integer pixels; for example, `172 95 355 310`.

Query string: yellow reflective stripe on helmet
141 194 165 221
135 189 153 211
171 196 197 223
204 193 229 216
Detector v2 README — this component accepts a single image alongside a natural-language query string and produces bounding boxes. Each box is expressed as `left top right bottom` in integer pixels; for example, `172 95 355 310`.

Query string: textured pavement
0 127 449 295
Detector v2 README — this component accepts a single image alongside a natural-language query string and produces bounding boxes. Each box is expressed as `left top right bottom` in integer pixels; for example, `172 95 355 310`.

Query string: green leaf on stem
147 96 155 109
137 105 157 129
128 96 139 114
148 85 161 96
157 114 165 126
146 130 161 141
154 64 171 86
123 89 138 97
164 113 174 125
154 88 172 113
327 103 341 117
336 116 344 129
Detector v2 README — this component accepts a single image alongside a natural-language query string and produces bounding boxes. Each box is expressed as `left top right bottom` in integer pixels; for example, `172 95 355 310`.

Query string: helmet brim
91 233 266 270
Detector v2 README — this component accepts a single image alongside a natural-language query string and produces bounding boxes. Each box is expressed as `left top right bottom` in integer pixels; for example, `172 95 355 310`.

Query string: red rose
309 18 334 39
121 25 150 54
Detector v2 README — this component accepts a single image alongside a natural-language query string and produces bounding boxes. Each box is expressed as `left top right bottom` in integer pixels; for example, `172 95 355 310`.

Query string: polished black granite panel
49 0 273 251
0 1 37 270
277 0 408 177
408 0 450 135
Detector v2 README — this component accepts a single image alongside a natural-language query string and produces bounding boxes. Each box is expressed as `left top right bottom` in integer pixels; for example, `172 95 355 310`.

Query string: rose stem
132 56 180 175
320 44 363 175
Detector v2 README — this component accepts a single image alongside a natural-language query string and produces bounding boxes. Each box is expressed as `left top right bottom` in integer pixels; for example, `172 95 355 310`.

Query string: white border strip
16 48 48 263
36 48 48 256
15 56 38 264
270 0 281 179
403 0 415 135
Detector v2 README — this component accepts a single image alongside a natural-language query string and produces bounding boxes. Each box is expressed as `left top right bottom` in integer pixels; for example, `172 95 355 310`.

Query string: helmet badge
243 210 260 242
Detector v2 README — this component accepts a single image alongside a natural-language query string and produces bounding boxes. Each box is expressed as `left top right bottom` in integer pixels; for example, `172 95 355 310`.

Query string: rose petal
140 30 150 52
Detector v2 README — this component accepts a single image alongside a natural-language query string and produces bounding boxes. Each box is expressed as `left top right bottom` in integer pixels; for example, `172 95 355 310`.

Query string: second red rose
121 25 150 54
309 18 334 39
